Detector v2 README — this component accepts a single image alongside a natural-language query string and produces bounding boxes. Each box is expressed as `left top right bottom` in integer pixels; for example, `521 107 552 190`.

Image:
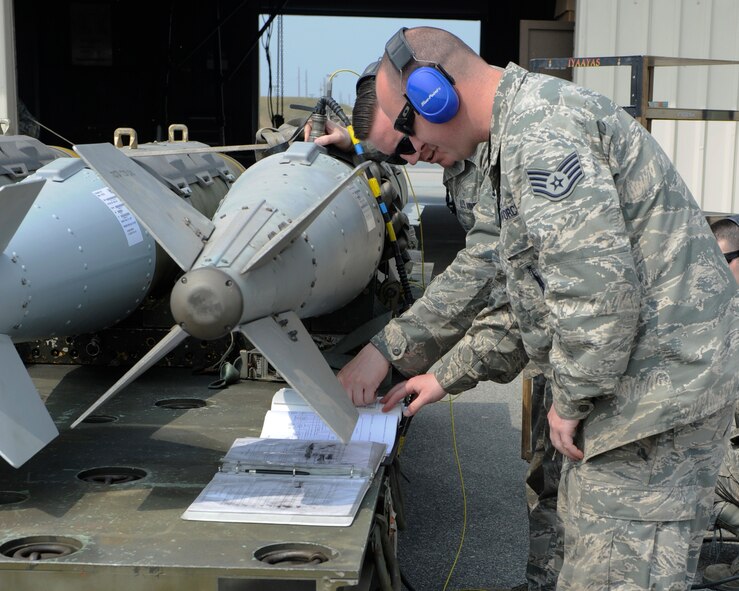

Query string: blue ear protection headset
384 28 459 124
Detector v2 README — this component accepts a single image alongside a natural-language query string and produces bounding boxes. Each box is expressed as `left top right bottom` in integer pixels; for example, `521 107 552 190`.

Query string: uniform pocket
577 478 699 521
673 406 733 451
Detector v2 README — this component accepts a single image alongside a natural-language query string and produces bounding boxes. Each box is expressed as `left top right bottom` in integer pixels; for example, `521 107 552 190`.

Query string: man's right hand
380 374 447 416
337 343 390 406
303 119 352 150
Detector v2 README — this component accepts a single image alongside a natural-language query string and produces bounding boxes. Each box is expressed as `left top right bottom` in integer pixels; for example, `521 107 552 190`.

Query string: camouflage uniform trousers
557 405 733 591
525 375 564 590
711 407 739 536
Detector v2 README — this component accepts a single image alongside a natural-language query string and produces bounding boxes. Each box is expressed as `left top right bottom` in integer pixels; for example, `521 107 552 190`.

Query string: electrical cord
692 572 739 589
200 332 236 374
326 68 361 98
401 569 418 591
442 395 469 591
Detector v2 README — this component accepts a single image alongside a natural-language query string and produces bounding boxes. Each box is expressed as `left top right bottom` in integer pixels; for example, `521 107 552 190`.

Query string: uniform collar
489 62 529 166
445 138 491 180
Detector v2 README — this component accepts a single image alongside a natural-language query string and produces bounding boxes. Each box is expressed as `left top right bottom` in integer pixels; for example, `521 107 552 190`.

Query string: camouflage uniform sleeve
370 229 496 379
429 190 528 394
371 188 524 387
429 298 527 394
505 108 642 421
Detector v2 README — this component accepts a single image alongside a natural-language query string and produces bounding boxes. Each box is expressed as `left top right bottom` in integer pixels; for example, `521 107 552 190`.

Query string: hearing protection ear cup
405 66 459 123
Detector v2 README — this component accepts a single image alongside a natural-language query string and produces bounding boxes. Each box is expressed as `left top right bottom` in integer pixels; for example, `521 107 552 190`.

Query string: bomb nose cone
170 267 243 340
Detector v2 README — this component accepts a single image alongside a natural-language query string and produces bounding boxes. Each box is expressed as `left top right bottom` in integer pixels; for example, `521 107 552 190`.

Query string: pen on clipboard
248 468 311 476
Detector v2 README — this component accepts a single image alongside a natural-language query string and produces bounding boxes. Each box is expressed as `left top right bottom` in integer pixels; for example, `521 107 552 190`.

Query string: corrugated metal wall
573 0 739 214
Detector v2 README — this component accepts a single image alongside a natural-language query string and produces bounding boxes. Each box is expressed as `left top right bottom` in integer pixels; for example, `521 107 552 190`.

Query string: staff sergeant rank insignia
526 151 583 201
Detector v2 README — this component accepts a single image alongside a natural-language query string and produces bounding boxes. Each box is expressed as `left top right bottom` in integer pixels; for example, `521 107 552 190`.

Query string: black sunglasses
393 135 416 158
394 99 416 136
725 249 739 264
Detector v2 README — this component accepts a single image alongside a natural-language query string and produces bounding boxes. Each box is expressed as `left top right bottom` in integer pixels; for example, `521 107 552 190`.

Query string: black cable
175 0 250 69
692 572 739 589
261 16 275 124
401 569 417 591
226 2 289 85
323 96 351 128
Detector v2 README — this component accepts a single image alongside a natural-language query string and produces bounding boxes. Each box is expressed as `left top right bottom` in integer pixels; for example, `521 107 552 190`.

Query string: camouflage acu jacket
442 143 490 233
475 62 738 459
371 142 527 394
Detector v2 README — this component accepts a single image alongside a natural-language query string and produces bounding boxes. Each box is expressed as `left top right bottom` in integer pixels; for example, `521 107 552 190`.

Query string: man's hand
547 405 584 461
337 343 390 406
303 119 352 150
380 374 447 417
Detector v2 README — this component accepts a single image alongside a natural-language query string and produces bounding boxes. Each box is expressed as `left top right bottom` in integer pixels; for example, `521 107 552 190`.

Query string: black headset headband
356 60 380 92
384 28 456 86
385 28 414 71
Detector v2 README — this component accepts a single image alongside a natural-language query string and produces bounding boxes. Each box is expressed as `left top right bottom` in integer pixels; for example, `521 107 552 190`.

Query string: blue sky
258 15 480 106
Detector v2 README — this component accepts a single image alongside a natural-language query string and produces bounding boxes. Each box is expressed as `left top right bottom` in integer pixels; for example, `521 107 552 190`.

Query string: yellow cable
327 67 360 83
442 396 468 591
327 69 360 114
50 146 78 158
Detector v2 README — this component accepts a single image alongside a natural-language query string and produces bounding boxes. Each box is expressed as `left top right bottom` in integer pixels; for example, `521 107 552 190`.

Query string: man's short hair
352 77 376 141
710 217 739 251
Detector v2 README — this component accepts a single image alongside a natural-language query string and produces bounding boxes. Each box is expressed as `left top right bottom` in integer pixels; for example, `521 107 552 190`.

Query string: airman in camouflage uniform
392 143 564 591
347 73 562 589
347 26 739 590
702 216 739 585
709 217 739 538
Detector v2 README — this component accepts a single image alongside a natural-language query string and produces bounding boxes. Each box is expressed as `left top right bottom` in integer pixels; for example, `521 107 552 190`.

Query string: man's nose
401 136 422 164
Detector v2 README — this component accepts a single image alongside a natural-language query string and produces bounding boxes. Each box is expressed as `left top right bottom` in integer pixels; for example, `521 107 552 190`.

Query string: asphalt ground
395 376 530 591
393 175 532 590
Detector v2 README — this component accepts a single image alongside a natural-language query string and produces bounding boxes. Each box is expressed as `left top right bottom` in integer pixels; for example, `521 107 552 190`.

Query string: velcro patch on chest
525 151 583 201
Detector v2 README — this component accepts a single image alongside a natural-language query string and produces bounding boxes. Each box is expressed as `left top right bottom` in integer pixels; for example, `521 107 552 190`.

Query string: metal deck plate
0 365 376 591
